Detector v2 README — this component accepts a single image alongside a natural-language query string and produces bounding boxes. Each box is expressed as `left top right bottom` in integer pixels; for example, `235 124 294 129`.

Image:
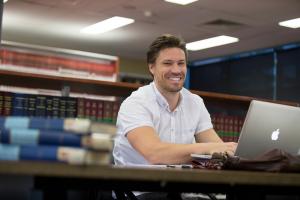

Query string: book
211 113 243 142
11 92 28 116
0 116 117 135
77 98 85 118
0 143 111 165
0 91 3 116
27 94 37 117
51 96 60 118
65 97 77 118
3 92 13 116
0 48 118 81
0 129 113 151
103 101 113 123
35 95 47 117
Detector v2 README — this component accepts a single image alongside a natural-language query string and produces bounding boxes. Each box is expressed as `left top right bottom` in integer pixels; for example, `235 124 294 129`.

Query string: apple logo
271 129 280 141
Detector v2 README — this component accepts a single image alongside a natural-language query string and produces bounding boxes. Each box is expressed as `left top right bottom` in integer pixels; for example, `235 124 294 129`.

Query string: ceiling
2 0 300 62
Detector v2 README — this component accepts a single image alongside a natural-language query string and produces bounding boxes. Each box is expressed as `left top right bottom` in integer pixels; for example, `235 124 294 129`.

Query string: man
113 34 237 166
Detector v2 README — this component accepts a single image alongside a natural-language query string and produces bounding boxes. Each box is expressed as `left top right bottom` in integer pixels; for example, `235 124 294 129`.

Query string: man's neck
155 83 181 112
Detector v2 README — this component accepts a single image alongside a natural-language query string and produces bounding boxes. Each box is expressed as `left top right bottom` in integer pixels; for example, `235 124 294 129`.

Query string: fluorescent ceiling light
186 35 239 51
164 0 198 5
278 17 300 28
4 0 8 3
80 16 134 34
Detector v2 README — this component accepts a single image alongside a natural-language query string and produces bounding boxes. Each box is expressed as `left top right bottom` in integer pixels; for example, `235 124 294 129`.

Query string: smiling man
113 34 236 166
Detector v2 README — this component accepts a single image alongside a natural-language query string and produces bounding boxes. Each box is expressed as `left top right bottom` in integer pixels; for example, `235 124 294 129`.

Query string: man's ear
148 64 155 76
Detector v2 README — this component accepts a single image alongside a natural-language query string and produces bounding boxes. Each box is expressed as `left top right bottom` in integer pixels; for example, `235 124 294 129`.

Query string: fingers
225 142 237 155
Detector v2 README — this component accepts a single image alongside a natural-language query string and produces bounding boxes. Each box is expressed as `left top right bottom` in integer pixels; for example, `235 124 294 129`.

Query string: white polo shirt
113 82 213 166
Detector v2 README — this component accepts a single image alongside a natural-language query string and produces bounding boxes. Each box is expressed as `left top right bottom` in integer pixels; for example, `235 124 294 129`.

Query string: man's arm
127 126 236 165
195 128 223 143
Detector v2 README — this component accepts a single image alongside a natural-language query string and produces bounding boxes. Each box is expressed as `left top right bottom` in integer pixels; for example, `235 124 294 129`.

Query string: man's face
149 47 187 93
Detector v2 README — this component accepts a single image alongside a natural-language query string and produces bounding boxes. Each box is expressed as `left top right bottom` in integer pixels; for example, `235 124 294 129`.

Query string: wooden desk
0 161 300 199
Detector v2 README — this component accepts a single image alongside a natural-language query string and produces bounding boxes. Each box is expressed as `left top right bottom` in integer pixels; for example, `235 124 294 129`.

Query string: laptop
235 100 300 159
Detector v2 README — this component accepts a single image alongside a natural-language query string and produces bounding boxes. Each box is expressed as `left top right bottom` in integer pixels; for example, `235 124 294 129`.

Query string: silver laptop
235 100 300 159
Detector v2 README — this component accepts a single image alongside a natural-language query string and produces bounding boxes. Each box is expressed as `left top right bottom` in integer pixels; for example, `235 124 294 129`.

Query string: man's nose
171 64 181 73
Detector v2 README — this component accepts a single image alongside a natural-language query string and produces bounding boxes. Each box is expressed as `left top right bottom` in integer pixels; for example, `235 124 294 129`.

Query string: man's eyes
162 62 186 66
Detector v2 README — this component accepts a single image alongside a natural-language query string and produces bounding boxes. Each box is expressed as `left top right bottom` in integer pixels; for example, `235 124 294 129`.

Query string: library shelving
1 42 299 142
1 68 299 142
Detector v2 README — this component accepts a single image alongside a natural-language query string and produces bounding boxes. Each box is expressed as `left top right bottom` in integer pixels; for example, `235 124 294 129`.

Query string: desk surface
0 160 300 188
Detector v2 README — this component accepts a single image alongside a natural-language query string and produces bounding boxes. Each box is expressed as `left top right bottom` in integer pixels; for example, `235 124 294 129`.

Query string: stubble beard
158 78 184 93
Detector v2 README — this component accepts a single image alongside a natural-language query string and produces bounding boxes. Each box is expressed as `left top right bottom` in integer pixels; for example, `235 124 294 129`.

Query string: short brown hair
147 34 187 64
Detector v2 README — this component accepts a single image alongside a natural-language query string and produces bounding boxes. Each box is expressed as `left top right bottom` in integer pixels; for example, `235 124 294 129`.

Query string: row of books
0 49 117 77
211 114 245 142
0 116 117 165
0 91 120 123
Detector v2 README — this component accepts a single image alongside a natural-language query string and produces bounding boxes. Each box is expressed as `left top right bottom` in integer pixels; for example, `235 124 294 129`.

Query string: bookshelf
0 69 137 97
1 68 299 142
1 68 298 106
0 42 123 123
0 41 119 82
1 68 299 111
1 42 299 142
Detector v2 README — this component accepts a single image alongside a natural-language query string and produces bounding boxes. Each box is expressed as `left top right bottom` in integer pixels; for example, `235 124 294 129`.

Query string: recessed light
80 16 134 34
164 0 198 5
279 18 300 29
186 35 239 51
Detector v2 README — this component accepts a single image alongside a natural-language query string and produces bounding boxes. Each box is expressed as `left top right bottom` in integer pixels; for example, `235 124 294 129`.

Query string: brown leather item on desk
192 149 300 172
224 148 300 172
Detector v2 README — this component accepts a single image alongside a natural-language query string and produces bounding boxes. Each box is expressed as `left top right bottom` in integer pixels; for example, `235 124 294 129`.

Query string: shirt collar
151 82 183 112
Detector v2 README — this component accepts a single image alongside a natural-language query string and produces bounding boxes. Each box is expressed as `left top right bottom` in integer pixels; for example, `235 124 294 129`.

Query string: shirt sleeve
195 98 213 134
117 97 155 137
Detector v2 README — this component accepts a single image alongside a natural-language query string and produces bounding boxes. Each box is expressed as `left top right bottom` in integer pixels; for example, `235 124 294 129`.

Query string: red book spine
90 100 98 120
96 100 104 122
112 101 120 124
103 101 113 123
84 98 92 119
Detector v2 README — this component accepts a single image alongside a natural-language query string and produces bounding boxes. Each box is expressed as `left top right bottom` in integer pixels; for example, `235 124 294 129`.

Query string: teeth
169 77 180 81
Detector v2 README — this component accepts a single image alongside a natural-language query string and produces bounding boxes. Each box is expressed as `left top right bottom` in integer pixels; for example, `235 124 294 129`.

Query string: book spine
0 91 3 116
0 144 58 162
51 96 60 118
0 117 91 134
96 100 104 122
0 143 110 165
35 95 47 117
11 92 28 116
20 144 58 161
84 98 92 119
27 94 36 117
0 129 112 151
59 97 67 118
81 133 113 151
103 101 113 123
90 100 98 121
3 92 13 116
112 101 120 124
45 95 53 118
1 49 117 78
77 98 85 118
0 144 20 161
66 97 77 118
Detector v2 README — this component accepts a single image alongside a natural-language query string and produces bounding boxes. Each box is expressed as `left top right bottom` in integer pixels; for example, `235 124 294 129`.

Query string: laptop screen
235 100 300 159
